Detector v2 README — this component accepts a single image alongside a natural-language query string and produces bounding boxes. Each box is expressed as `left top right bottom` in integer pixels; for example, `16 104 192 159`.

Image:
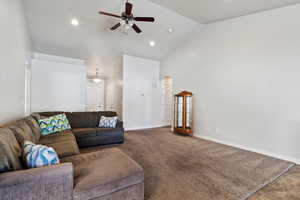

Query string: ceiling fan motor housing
99 2 155 33
121 12 134 27
122 12 134 22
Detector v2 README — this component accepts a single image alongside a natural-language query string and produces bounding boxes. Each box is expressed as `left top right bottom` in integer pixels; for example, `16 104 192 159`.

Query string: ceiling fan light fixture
129 20 134 27
125 24 131 29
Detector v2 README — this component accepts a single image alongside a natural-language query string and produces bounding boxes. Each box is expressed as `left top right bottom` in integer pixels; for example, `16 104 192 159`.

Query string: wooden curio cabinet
174 91 193 135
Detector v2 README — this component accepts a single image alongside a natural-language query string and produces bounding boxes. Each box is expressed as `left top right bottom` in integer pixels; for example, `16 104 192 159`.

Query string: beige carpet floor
83 127 294 200
249 165 300 200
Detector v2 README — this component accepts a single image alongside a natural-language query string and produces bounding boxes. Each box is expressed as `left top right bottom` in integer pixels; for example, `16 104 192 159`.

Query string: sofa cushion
0 128 23 172
61 149 144 200
70 112 99 128
70 112 118 128
38 112 72 120
96 128 124 138
39 130 75 144
74 128 124 148
31 113 41 121
45 140 80 158
9 121 37 145
39 131 80 158
24 116 41 141
72 128 97 138
116 120 123 128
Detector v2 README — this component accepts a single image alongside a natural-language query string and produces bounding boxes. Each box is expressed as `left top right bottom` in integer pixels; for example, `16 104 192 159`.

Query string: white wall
123 55 161 130
161 4 300 163
0 0 31 123
160 77 173 126
31 54 86 112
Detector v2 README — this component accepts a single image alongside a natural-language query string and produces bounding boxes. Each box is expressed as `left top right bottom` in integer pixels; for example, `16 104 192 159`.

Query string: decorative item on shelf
174 91 193 135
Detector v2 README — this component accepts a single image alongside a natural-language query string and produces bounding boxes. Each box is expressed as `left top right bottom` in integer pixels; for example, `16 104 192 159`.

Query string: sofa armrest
0 163 73 200
116 120 124 128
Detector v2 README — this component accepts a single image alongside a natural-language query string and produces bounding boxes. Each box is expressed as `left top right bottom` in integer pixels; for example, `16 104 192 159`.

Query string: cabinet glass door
174 91 193 135
186 96 191 128
176 96 183 127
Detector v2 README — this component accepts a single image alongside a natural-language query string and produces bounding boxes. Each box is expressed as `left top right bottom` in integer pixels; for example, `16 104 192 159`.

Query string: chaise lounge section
62 149 144 200
0 112 144 200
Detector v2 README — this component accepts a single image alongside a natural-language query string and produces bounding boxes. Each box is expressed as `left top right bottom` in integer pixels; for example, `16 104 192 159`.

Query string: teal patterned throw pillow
98 116 118 128
23 141 59 168
38 114 71 135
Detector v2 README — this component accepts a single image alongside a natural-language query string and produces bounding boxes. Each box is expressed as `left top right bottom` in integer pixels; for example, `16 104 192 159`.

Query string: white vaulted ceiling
24 0 300 75
24 0 200 75
149 0 300 24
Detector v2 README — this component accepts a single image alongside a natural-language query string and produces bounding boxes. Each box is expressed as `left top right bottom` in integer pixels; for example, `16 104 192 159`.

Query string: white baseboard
125 124 170 131
195 134 300 165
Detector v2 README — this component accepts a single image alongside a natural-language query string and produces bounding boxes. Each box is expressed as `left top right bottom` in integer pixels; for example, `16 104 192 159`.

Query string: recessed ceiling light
71 18 79 26
149 40 156 47
168 28 173 33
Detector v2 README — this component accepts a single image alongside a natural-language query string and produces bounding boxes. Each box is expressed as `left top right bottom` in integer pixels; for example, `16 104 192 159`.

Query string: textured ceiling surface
150 0 300 23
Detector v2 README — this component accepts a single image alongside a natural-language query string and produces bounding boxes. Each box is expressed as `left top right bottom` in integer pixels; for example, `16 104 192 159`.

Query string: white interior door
86 80 105 111
123 55 161 130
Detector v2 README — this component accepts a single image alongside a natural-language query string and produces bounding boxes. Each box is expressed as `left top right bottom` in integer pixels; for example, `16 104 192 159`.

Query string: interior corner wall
0 0 32 123
123 55 161 130
161 4 300 163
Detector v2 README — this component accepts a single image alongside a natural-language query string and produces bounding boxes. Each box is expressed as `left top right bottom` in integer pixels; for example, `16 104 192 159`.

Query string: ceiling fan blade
132 23 142 33
99 11 121 18
125 2 133 15
111 23 121 31
134 17 155 22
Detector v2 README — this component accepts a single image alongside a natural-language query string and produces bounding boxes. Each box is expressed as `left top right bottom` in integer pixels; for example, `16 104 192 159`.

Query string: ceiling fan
99 0 155 34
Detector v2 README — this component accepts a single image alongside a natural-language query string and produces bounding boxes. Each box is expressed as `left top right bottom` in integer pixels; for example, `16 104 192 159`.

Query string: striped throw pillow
23 141 60 168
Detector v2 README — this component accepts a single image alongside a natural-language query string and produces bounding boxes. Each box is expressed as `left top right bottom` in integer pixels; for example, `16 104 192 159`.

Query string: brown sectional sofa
0 112 144 200
38 111 124 148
